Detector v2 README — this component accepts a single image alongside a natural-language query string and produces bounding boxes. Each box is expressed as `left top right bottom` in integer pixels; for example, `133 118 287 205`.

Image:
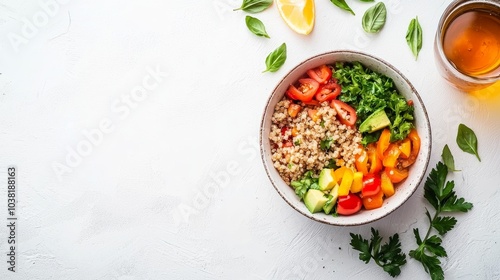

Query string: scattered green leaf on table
263 43 287 73
245 16 270 38
350 228 407 277
410 161 473 280
456 123 481 161
234 0 272 13
406 16 423 60
362 2 387 33
330 0 355 15
441 144 460 171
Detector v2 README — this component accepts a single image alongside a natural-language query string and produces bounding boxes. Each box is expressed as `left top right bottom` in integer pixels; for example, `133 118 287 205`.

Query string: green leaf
350 233 372 263
330 0 355 15
432 216 457 235
234 0 272 13
358 0 375 2
362 2 387 33
245 16 270 38
320 138 334 151
350 228 406 277
441 193 474 212
424 162 448 206
456 123 481 161
406 16 423 60
263 43 287 73
441 144 460 171
425 235 447 257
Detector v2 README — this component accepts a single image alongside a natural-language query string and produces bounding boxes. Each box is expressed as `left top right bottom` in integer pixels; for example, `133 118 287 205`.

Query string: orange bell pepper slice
367 143 383 174
381 171 395 197
376 129 391 160
362 189 384 210
401 129 421 168
383 143 402 168
355 148 369 175
308 109 320 122
399 138 411 158
385 167 409 183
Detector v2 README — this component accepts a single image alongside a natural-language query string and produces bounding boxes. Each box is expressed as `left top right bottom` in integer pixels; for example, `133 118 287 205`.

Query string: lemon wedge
276 0 315 35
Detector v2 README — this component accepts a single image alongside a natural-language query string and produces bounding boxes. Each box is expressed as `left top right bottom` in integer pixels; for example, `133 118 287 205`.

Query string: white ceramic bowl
260 50 432 226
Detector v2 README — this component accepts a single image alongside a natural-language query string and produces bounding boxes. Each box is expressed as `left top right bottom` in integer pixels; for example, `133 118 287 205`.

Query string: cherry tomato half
286 89 299 100
330 100 357 127
362 173 382 197
287 78 320 102
337 193 362 216
315 79 341 102
307 65 332 84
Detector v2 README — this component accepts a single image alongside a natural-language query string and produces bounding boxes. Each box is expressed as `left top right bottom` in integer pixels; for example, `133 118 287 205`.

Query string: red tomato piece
330 100 357 127
283 141 293 148
362 173 382 197
307 65 332 84
287 78 320 102
286 89 299 100
337 193 362 216
302 99 320 106
315 79 341 102
281 127 288 136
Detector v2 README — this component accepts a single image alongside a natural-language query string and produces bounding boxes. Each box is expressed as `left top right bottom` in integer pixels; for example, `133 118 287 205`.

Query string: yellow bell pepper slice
351 172 364 193
337 168 354 196
381 171 395 197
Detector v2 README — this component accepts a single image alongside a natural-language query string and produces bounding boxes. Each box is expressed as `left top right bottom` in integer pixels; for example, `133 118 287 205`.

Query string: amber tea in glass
434 0 500 91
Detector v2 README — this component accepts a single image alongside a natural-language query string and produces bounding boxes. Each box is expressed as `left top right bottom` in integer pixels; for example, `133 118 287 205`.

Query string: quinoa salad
270 99 362 184
268 62 420 216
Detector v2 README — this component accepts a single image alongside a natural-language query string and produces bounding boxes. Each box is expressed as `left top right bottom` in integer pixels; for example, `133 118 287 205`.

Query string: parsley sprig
409 161 473 280
350 228 407 277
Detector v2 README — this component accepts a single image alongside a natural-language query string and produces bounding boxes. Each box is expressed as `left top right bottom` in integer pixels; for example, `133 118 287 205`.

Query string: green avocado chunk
304 189 328 214
359 108 391 133
323 184 339 215
319 168 337 191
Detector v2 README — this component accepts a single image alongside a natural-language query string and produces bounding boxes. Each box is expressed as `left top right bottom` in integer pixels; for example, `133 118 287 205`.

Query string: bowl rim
259 50 432 226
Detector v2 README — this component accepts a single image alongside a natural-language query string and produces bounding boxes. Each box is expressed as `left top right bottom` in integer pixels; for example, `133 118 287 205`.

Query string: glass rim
435 0 500 84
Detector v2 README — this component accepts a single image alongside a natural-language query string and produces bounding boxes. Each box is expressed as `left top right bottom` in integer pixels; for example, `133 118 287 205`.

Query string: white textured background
0 0 499 279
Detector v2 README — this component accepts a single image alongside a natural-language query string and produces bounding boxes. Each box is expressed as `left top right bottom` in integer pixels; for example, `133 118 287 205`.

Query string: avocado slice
304 189 329 214
323 184 339 214
318 168 337 191
359 108 391 133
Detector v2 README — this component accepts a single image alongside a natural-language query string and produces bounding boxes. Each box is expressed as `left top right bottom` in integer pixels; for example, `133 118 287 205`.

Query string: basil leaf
362 2 387 33
234 0 272 13
245 16 270 38
441 144 460 171
406 16 423 60
263 43 287 73
330 0 355 15
456 123 481 161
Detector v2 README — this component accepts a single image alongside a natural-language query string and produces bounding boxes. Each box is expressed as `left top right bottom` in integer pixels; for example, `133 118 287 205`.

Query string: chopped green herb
320 120 325 127
325 159 339 169
320 138 334 151
290 171 319 200
334 62 414 142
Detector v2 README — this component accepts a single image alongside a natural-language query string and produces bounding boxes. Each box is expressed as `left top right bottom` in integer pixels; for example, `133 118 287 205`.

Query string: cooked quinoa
269 98 362 184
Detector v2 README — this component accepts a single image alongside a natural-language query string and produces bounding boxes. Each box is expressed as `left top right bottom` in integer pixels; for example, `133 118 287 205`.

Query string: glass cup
434 0 500 92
